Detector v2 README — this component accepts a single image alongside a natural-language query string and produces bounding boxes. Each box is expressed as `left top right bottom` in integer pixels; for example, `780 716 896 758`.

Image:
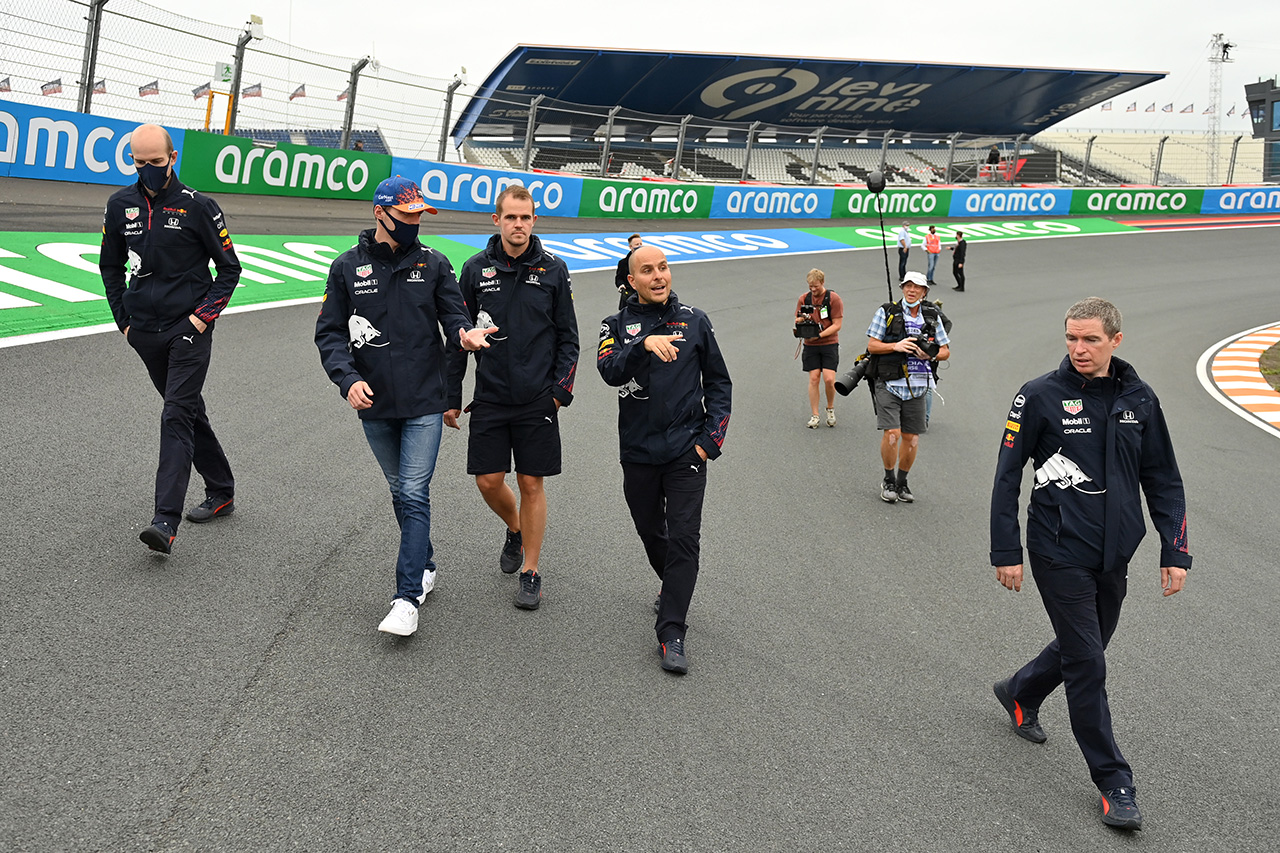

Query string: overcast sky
165 0 1278 133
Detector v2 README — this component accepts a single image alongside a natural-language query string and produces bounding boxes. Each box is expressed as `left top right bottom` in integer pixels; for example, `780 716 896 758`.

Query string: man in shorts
446 186 580 610
794 269 843 428
865 271 950 502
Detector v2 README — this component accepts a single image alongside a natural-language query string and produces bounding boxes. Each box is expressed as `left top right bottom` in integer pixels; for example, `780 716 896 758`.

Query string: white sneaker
377 599 419 636
826 408 836 427
415 569 437 605
807 415 820 428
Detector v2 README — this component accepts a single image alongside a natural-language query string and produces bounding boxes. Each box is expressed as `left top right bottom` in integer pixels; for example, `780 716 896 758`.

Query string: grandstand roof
453 45 1165 142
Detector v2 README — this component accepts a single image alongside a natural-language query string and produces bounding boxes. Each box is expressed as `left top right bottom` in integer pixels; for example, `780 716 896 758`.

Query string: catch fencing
0 0 458 158
0 1 1270 186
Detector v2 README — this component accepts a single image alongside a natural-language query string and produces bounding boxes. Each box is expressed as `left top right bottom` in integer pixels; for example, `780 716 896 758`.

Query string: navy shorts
801 343 839 373
466 396 562 476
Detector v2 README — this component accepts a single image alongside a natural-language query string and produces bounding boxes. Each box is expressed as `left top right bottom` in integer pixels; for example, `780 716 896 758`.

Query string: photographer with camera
865 271 950 503
794 269 843 428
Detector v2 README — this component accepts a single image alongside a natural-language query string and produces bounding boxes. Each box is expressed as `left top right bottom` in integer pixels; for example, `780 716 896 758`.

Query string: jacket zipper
142 193 155 324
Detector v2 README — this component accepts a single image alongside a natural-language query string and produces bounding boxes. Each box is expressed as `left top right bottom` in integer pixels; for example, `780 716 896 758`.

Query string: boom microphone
868 172 893 299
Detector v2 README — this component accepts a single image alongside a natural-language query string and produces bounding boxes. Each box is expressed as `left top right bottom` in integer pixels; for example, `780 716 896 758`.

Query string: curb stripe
1196 323 1280 439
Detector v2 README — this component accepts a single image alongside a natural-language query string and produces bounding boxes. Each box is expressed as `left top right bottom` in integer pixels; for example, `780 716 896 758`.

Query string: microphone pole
866 170 892 303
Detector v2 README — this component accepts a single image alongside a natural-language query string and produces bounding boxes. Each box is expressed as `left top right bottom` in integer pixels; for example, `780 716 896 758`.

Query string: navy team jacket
990 355 1191 573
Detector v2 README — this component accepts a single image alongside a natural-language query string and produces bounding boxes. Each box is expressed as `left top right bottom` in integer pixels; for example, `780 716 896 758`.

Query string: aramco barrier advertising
5 102 1280 217
179 131 391 201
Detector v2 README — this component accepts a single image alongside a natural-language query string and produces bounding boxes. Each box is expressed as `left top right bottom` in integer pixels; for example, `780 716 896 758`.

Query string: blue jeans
362 413 443 604
926 252 939 281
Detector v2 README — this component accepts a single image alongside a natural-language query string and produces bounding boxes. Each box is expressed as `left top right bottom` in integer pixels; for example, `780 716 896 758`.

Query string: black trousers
621 447 707 643
1007 553 1131 790
128 318 234 527
897 247 909 281
952 260 965 290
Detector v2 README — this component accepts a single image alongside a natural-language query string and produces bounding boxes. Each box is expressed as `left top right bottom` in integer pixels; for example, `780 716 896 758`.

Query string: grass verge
1261 342 1280 392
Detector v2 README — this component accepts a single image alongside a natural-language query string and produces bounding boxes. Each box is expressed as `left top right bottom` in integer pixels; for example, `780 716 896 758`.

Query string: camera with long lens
793 304 821 339
835 354 871 396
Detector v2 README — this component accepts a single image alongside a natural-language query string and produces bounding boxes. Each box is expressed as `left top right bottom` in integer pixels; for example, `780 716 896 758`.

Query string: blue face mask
137 161 171 192
903 297 922 308
379 209 419 247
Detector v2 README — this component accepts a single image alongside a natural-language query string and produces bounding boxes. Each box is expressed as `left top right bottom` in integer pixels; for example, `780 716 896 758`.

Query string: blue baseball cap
374 176 437 214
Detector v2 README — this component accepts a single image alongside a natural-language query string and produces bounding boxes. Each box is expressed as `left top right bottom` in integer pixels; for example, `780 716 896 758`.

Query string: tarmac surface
1 180 1278 851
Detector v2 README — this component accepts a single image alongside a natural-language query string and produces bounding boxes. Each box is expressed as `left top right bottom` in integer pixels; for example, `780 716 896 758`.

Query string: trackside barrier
390 157 583 216
6 103 1280 216
182 131 391 201
0 99 186 185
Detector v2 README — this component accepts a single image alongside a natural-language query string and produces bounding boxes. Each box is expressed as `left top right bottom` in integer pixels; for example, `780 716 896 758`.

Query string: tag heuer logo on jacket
626 322 641 336
1062 399 1084 415
125 207 139 221
356 264 373 278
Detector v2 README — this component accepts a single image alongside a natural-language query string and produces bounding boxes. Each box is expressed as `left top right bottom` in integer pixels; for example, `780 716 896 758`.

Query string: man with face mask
316 176 496 636
100 123 241 555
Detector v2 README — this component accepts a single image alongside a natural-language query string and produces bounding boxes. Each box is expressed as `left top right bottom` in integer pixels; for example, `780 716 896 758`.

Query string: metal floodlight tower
226 16 264 137
1207 33 1235 185
438 69 466 162
340 56 373 151
76 0 110 114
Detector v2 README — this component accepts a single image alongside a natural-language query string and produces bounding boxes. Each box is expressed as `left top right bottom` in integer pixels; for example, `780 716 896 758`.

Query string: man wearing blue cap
316 176 496 636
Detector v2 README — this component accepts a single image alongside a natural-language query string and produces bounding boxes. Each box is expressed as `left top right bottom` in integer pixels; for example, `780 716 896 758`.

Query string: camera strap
804 290 832 318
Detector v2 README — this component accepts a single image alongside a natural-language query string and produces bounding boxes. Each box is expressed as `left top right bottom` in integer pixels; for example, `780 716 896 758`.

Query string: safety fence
0 1 1273 195
0 0 457 159
450 94 1269 188
6 99 1280 220
1034 131 1266 186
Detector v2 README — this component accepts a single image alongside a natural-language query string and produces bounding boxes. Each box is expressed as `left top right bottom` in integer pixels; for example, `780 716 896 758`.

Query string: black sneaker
660 637 689 673
993 679 1047 743
139 522 176 554
514 570 541 610
896 482 914 503
185 496 234 523
880 478 899 503
1100 786 1142 830
500 529 524 574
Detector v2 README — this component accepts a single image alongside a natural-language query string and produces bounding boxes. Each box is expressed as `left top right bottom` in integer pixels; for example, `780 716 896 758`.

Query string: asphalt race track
1 183 1277 851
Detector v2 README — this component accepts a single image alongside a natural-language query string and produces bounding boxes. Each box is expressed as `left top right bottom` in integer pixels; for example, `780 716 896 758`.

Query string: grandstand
460 132 1267 188
463 138 1046 187
230 129 391 154
1034 131 1266 185
443 46 1271 189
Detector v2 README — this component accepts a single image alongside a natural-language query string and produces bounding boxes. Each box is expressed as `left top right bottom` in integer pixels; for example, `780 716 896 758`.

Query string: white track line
0 297 321 350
